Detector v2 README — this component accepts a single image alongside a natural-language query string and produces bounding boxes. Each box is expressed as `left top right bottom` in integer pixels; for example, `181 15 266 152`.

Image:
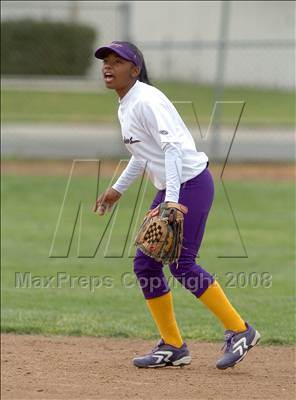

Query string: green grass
1 173 295 344
2 81 295 126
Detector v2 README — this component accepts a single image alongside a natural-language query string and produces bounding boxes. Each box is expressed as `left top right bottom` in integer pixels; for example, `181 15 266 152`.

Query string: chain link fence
1 1 294 161
1 1 295 89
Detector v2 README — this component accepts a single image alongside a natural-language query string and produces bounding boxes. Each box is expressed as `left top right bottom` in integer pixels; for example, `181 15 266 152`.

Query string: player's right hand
92 187 122 215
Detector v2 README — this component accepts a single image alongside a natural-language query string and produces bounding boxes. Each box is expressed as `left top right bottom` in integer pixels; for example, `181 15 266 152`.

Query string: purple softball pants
134 165 215 299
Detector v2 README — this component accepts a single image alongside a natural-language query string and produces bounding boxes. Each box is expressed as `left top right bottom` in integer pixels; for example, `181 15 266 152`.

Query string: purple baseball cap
94 41 143 69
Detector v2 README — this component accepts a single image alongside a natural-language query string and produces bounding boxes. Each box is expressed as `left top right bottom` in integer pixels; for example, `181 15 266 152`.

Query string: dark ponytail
138 59 151 85
120 41 152 85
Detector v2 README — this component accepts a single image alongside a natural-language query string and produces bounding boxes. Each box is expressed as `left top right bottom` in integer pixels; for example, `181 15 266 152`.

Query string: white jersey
112 80 208 201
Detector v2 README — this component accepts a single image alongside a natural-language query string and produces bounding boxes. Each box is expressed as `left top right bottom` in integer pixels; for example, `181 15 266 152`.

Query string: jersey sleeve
163 142 183 203
112 156 146 194
140 100 182 150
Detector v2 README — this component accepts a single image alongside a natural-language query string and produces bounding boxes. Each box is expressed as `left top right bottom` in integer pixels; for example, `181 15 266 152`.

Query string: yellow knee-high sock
146 292 183 348
199 281 246 332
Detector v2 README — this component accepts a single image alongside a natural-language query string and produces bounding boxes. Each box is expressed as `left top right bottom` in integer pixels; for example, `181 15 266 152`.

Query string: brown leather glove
134 202 188 265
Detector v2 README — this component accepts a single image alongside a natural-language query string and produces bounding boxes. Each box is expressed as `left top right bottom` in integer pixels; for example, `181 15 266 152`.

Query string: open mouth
104 72 115 83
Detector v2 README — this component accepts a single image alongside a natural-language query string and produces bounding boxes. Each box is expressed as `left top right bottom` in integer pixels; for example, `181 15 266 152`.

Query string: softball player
93 41 260 369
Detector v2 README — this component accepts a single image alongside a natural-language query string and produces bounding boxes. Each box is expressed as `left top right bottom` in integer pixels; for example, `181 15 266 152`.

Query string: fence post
211 1 231 161
69 1 79 23
120 1 131 41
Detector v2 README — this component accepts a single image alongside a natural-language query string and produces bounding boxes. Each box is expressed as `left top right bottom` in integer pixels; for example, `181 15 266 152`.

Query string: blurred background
1 0 295 161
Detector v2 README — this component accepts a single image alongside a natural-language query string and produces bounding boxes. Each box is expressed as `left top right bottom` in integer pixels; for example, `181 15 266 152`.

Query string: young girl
93 41 260 369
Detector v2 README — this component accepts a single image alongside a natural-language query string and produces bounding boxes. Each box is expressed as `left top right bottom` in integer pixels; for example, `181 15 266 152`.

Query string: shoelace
221 331 236 352
151 339 165 353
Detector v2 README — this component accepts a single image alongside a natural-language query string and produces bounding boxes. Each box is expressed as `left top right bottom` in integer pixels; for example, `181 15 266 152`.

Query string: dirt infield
2 160 295 181
1 334 295 400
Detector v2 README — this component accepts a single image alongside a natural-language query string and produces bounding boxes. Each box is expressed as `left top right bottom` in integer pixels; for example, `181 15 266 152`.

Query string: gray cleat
216 322 261 370
133 339 191 368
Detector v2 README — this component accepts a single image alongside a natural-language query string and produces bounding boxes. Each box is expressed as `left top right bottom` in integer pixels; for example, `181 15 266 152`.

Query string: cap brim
94 46 129 61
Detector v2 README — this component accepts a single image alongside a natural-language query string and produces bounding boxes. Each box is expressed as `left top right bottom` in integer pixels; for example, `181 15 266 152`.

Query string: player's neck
116 80 137 100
